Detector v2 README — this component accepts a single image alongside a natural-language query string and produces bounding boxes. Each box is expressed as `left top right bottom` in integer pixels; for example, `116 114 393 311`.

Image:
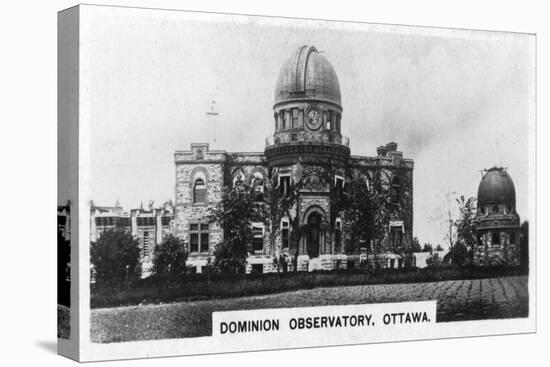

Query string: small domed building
473 167 520 265
174 45 414 273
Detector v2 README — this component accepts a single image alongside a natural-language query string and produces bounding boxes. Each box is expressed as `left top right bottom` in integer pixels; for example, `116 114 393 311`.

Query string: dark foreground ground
91 275 528 343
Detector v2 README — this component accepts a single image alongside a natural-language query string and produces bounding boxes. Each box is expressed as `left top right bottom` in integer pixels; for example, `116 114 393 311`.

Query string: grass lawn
91 275 528 343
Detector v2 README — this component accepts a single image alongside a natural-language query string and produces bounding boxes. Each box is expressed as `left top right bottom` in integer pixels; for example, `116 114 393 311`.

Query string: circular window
505 205 513 215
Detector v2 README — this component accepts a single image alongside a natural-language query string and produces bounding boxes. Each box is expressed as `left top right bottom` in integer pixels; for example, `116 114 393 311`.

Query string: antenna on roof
206 100 219 149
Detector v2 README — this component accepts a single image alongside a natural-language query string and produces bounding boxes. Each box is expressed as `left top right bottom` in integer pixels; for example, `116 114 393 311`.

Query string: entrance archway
307 212 321 258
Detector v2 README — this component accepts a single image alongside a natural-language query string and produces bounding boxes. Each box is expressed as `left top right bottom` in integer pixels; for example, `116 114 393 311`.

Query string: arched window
193 178 206 203
390 176 401 204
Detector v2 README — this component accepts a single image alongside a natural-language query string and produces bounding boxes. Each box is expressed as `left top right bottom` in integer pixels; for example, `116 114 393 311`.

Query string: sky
81 6 535 248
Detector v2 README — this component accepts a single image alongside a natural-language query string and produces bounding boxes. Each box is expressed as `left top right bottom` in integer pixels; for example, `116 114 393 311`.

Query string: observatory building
473 167 521 265
174 45 414 273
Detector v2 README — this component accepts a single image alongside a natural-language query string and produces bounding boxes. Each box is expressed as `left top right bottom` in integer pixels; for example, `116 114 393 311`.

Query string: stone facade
174 45 415 273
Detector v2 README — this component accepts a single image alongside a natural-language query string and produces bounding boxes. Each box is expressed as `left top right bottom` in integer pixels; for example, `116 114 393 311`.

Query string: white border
74 4 537 362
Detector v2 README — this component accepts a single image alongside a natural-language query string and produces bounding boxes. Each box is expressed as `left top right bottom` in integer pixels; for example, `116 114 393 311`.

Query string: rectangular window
142 230 150 257
200 232 209 252
390 228 402 249
292 108 299 128
281 109 286 129
137 217 155 226
281 219 290 249
190 233 199 252
510 232 516 244
252 224 264 252
335 219 342 249
190 223 209 253
335 176 344 197
492 232 500 246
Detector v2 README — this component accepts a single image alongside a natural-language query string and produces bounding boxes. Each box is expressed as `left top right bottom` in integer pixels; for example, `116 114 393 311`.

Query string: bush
90 226 142 286
152 235 188 277
426 253 442 267
90 265 526 308
450 241 470 267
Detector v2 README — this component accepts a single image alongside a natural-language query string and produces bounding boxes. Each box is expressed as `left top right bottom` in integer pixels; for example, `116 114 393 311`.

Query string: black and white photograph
55 3 537 362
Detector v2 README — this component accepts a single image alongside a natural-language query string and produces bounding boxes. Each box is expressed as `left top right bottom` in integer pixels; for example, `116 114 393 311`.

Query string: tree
90 225 142 286
422 243 433 253
340 175 378 255
426 252 442 267
410 237 422 252
431 191 459 250
152 234 188 277
434 244 444 251
450 241 469 267
454 196 477 248
209 182 266 274
263 170 305 263
340 168 394 257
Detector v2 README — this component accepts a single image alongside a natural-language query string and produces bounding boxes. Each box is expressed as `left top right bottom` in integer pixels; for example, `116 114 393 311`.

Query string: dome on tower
477 166 516 204
274 45 341 107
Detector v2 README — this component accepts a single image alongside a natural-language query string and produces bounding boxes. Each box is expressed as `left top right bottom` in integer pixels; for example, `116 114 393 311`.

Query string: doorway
307 212 321 258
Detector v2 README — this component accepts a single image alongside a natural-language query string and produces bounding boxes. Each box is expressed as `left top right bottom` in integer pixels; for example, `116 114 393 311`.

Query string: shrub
152 235 188 277
426 252 442 267
90 226 141 286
